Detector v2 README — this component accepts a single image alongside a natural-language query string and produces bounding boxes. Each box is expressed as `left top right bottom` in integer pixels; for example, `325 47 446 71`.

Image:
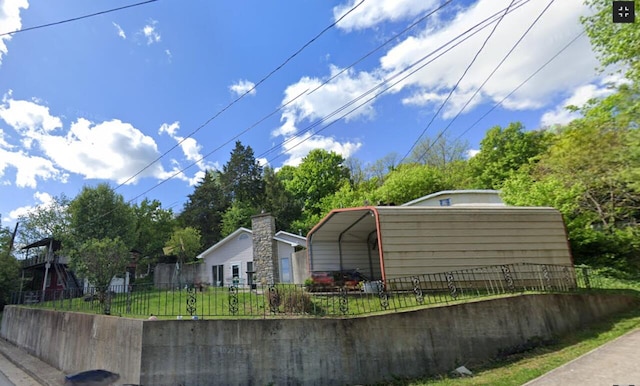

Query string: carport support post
251 213 279 285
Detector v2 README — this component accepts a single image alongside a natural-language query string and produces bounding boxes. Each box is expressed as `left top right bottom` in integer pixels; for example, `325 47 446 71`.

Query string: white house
196 226 306 287
401 189 505 207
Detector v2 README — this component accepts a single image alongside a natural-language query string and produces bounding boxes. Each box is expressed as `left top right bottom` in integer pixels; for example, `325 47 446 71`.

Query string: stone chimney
251 213 279 285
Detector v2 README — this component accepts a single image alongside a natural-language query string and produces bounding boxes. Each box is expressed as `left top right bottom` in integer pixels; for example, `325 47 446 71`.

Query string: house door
280 258 291 283
212 265 224 287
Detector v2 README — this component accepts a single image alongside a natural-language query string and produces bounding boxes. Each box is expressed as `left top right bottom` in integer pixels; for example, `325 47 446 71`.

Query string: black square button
613 1 635 23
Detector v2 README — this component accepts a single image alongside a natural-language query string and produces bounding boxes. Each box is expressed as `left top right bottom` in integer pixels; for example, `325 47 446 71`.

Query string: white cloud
165 49 172 61
334 0 440 31
272 66 381 137
112 22 126 39
0 0 28 66
0 96 200 187
0 147 64 188
256 158 268 167
379 0 599 117
539 81 617 127
229 80 256 97
280 131 362 167
141 20 161 45
158 121 218 172
3 191 54 223
465 149 479 158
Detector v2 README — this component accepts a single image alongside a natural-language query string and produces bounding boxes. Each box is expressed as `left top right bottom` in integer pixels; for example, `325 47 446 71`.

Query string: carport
307 207 385 281
307 206 573 282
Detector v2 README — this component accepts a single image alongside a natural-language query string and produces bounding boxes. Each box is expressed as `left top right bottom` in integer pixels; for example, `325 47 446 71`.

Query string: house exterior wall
403 190 504 207
378 207 572 279
202 232 253 286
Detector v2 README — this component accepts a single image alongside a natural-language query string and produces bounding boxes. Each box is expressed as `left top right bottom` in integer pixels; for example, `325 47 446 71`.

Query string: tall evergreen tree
178 170 228 247
220 141 265 208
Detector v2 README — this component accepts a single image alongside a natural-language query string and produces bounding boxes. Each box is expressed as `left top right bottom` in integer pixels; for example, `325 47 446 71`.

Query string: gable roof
274 230 306 246
196 227 252 259
196 228 307 260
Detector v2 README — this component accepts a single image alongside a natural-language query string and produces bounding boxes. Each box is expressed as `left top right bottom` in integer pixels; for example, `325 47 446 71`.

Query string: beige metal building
306 206 573 281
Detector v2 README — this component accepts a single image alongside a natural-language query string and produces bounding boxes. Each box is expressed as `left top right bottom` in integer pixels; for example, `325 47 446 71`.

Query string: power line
413 0 556 164
453 31 586 143
398 0 516 164
74 0 529 226
0 0 159 38
113 0 367 190
261 1 532 163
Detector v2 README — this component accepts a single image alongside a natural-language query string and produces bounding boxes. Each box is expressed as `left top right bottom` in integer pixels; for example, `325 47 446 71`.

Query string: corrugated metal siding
377 207 571 279
309 242 341 272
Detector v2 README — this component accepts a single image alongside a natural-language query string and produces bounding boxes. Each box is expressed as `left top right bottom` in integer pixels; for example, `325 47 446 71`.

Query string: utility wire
453 31 586 143
114 0 367 190
413 0 556 163
399 0 516 164
263 0 531 160
0 0 159 37
76 0 529 226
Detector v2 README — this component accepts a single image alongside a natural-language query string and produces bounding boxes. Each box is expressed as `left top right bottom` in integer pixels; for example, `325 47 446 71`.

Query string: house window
239 234 249 240
439 198 451 206
231 263 241 285
212 265 224 287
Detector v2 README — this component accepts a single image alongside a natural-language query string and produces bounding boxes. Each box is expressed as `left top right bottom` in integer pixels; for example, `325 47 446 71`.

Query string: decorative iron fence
9 263 602 318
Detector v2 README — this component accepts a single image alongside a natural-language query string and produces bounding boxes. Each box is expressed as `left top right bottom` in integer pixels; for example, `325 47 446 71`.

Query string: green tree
17 194 70 246
582 0 640 83
178 170 228 247
67 184 136 247
263 166 302 232
74 237 130 309
220 141 264 207
133 198 176 259
0 220 20 310
374 163 448 205
221 201 255 237
285 149 351 215
164 227 202 263
65 184 136 305
469 122 550 189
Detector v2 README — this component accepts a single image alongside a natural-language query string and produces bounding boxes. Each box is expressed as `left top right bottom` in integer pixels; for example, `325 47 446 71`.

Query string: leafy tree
65 184 136 305
221 201 255 237
164 227 202 263
374 163 448 205
220 141 264 207
469 122 550 189
263 166 302 232
74 237 130 307
67 184 136 247
178 170 228 247
581 0 640 83
17 194 70 246
133 198 176 259
0 219 20 310
285 149 351 215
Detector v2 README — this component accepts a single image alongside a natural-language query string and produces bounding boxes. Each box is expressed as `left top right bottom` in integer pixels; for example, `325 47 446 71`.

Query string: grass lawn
383 306 640 385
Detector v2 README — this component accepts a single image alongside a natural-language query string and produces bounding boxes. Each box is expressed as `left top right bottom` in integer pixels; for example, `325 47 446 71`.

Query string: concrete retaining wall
2 293 638 385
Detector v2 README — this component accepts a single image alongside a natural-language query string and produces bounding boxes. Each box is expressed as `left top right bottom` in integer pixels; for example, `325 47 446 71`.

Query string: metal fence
9 263 601 318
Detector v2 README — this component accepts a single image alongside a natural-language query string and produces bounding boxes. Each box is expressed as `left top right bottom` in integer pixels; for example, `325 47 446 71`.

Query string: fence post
582 267 591 289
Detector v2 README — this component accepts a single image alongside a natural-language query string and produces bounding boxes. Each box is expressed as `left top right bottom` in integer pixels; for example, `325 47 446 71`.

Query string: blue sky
0 0 621 228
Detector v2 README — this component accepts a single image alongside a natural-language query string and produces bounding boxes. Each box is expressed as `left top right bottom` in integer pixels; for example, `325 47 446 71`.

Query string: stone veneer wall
251 213 279 284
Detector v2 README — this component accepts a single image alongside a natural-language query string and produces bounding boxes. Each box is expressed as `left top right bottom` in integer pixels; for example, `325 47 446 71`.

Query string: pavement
0 329 639 386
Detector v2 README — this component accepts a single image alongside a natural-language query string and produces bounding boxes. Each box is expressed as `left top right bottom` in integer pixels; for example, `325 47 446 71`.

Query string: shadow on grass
379 303 640 386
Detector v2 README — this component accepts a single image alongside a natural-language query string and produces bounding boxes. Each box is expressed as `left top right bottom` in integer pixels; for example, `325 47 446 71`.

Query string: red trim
371 207 386 283
307 206 387 281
